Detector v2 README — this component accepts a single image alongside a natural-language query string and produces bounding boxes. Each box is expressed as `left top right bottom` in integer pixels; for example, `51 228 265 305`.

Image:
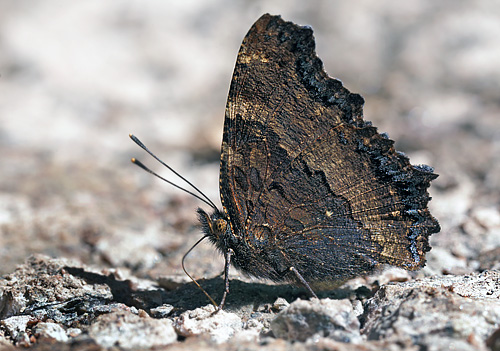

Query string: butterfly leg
289 266 318 299
217 248 234 310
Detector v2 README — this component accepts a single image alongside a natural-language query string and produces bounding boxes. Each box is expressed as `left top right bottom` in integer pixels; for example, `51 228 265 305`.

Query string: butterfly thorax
197 208 236 250
197 207 285 280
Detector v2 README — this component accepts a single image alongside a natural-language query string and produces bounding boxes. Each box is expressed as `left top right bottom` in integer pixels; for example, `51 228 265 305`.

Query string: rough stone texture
0 256 498 351
271 298 361 343
88 310 177 348
362 271 500 351
174 305 242 344
1 1 500 350
0 315 35 345
0 256 177 348
149 304 174 318
0 256 113 320
33 322 69 343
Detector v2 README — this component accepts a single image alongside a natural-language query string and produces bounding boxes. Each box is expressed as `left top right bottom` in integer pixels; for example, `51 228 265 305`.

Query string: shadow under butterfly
130 14 440 310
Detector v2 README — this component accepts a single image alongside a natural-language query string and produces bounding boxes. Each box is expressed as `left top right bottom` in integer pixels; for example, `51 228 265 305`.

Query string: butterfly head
197 207 232 245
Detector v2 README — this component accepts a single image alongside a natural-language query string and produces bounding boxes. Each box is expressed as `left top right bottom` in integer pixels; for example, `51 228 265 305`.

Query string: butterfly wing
219 14 440 283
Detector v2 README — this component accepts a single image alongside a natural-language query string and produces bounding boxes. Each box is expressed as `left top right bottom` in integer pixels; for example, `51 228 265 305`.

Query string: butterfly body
197 14 439 296
132 14 440 308
198 208 289 282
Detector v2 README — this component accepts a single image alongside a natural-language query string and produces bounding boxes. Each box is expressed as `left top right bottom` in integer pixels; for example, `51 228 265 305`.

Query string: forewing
219 14 440 281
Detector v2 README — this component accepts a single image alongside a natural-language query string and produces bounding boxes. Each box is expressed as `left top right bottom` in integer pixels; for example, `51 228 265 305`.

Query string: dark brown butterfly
131 14 440 309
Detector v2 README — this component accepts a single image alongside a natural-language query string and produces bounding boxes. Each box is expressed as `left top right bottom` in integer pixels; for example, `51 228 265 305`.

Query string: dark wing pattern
219 14 440 283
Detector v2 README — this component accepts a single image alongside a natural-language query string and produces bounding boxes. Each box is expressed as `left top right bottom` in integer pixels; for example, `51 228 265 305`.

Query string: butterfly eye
214 219 228 234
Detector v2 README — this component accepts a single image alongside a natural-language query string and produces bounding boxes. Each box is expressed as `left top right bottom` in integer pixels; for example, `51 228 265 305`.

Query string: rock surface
1 1 499 350
271 298 361 343
88 310 177 348
363 272 500 350
174 305 242 344
0 256 499 350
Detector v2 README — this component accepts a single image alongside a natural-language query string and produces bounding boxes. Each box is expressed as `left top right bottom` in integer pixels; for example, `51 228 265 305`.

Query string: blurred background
1 1 499 281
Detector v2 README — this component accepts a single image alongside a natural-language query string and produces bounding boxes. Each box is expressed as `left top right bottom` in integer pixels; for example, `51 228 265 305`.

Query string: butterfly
131 13 440 310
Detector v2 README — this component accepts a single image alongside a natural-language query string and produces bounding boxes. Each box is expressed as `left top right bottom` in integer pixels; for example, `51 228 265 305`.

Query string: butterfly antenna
182 235 219 308
129 134 217 210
